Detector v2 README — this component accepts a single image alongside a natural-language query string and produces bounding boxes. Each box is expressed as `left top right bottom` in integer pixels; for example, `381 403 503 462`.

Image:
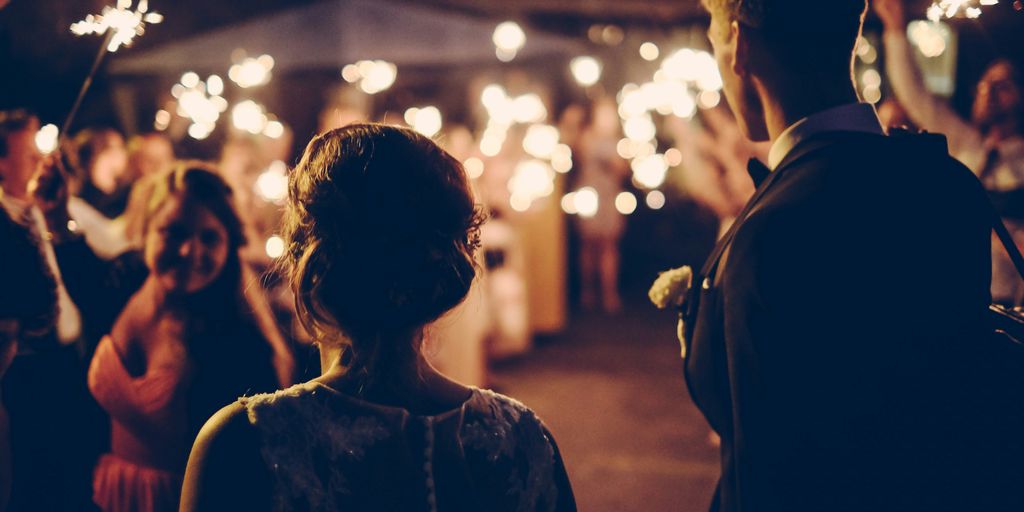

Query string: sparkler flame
70 0 163 52
927 0 998 21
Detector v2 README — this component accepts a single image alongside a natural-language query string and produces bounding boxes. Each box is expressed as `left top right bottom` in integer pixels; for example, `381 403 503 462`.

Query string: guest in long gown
574 97 629 313
182 124 576 512
43 163 295 512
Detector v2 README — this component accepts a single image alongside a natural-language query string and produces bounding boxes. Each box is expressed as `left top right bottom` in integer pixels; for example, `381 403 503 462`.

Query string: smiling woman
40 162 295 512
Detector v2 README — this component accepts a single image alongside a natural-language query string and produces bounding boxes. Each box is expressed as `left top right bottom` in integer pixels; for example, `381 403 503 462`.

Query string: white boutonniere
648 266 693 310
648 266 693 359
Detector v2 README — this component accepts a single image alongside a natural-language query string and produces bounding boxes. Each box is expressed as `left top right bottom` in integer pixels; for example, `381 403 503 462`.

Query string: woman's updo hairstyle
284 124 484 375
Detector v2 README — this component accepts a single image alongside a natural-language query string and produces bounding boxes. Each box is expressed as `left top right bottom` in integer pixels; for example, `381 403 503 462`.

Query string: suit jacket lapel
684 133 857 328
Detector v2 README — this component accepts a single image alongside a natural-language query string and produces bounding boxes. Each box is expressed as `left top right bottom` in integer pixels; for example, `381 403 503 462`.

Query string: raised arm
874 0 984 167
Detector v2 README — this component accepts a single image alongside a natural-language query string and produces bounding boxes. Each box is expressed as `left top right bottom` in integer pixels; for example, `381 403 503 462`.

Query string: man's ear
730 20 748 77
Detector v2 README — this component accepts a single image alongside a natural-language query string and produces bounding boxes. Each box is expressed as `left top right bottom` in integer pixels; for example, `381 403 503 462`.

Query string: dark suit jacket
683 131 1019 511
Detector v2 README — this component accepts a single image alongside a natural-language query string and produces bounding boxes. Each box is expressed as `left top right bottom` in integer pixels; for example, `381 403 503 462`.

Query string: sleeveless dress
88 335 191 512
239 381 576 511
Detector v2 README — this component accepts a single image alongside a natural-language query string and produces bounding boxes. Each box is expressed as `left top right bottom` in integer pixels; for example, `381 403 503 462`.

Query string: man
684 1 1020 510
876 0 1024 304
0 110 99 511
0 199 57 512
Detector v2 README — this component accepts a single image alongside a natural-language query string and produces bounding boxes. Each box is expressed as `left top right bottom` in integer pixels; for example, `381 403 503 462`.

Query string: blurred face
973 62 1022 134
131 136 174 177
593 99 621 135
144 197 230 294
0 117 43 198
91 131 128 193
706 8 768 141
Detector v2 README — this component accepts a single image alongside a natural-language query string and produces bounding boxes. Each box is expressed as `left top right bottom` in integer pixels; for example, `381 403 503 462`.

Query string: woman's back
238 382 573 511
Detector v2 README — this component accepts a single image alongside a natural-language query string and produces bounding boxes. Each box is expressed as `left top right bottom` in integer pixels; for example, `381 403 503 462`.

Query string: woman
48 163 294 512
574 97 629 314
182 124 576 511
72 127 130 218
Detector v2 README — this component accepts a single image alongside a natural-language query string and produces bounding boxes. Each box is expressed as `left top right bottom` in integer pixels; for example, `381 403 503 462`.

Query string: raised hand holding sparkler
62 0 162 135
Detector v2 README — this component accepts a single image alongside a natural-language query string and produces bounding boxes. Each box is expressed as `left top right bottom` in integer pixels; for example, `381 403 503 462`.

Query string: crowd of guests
0 0 1022 510
0 109 577 511
0 111 296 511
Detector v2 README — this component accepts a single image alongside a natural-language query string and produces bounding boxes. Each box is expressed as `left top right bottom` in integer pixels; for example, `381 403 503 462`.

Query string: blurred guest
126 132 175 180
0 196 59 512
0 109 98 511
877 0 1024 303
72 128 130 218
66 128 134 259
181 124 575 511
218 137 281 267
668 106 765 235
43 163 294 512
575 97 629 313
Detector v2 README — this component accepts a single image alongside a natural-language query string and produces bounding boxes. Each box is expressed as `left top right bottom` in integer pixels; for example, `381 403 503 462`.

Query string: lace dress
239 381 576 511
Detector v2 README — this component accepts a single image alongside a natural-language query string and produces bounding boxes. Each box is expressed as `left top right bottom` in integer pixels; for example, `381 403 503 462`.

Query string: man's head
128 132 175 179
702 0 868 141
0 110 42 199
972 59 1023 137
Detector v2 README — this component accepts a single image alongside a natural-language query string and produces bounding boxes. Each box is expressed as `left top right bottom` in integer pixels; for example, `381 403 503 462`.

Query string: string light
172 73 228 140
35 124 59 155
70 0 163 52
645 190 666 210
255 161 288 204
573 187 599 218
570 56 602 87
265 235 285 258
640 42 660 61
404 106 443 137
341 60 397 94
231 100 269 135
228 54 274 88
493 21 526 62
615 192 638 215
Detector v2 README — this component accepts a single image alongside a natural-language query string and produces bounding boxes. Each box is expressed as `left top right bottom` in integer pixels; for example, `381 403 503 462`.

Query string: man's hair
703 0 868 76
0 109 35 158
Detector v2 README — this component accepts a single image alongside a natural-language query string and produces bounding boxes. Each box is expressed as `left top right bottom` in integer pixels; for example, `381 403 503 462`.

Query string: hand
677 316 687 359
874 0 906 32
30 151 71 229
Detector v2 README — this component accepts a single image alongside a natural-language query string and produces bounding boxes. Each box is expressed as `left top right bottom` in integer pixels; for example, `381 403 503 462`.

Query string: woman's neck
316 341 471 413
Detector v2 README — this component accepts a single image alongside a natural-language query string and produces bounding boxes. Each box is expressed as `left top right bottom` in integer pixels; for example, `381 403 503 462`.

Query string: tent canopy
109 0 583 75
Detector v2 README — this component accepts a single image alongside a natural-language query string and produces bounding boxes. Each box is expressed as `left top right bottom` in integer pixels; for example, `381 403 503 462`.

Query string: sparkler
63 0 163 133
927 0 999 21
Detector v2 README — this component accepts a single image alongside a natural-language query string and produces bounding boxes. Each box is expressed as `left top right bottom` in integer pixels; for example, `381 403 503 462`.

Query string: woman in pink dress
48 164 294 512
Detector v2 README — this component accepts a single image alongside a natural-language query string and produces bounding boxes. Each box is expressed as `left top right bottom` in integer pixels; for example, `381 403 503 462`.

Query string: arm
37 159 146 337
875 0 984 166
181 402 272 512
53 237 147 338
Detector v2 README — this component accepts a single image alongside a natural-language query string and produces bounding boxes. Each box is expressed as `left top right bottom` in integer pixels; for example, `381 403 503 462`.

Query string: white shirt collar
767 103 885 170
